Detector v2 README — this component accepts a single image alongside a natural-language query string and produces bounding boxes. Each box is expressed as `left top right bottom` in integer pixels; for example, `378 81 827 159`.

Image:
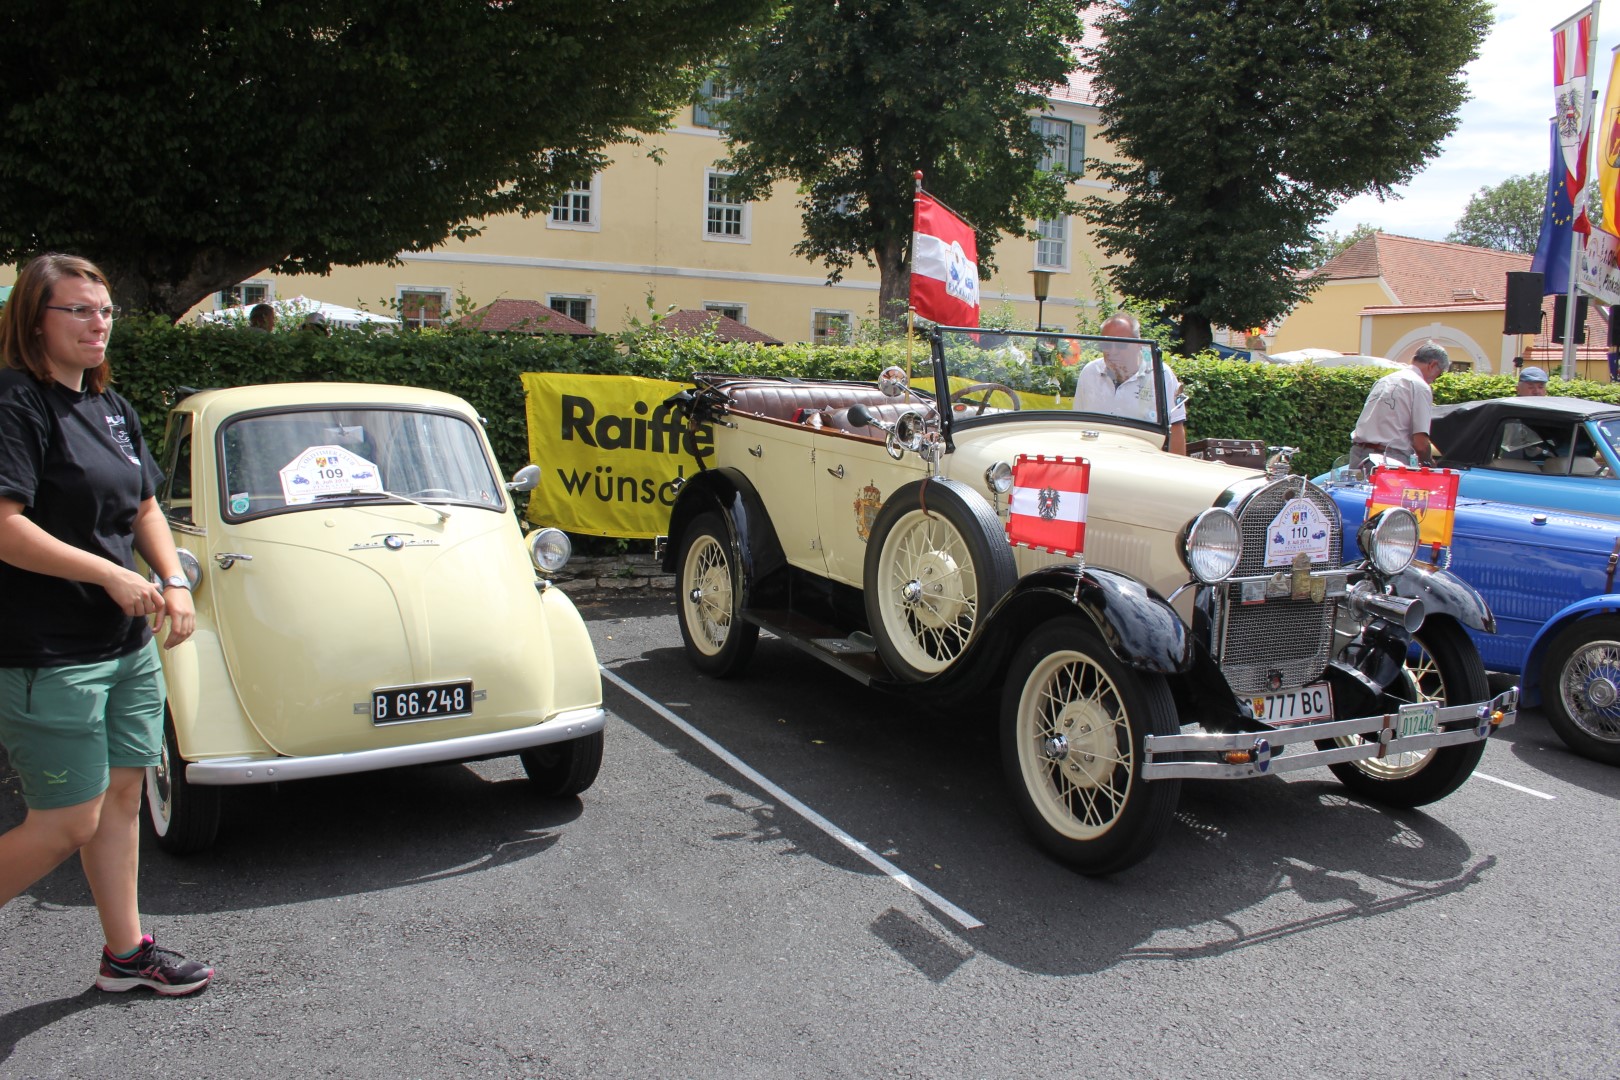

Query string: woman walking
0 253 213 996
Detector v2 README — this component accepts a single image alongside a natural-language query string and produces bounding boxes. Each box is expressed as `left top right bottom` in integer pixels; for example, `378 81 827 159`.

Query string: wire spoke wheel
1543 616 1620 764
676 512 758 677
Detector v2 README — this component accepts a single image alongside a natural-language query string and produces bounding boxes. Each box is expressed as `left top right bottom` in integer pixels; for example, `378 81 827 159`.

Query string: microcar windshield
218 407 503 520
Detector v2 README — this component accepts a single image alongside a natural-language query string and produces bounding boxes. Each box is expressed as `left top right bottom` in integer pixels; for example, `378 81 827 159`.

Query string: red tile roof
1318 233 1531 306
457 299 597 336
658 309 784 345
1048 8 1107 106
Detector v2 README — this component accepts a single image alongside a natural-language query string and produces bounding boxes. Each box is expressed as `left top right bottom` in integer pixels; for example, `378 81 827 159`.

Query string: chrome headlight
984 460 1013 495
176 548 203 590
1358 508 1418 576
528 527 571 573
1180 507 1243 584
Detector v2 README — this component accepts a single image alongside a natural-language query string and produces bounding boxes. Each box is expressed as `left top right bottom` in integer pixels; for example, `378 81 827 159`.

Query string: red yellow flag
1367 466 1460 550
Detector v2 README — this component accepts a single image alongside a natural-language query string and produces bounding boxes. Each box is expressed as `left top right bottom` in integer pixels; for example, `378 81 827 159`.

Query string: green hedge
104 318 1620 495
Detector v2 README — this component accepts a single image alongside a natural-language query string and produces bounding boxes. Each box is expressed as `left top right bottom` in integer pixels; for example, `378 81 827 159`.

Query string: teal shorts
0 640 166 810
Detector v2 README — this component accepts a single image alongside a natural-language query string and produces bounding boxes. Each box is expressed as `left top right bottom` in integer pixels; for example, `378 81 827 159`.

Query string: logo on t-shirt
104 413 140 466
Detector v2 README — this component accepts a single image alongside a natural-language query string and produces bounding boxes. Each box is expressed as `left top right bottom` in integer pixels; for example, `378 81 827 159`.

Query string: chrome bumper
185 706 606 785
1141 689 1517 781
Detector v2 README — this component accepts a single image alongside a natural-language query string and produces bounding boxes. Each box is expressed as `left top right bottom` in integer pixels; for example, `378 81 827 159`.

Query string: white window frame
547 294 594 327
693 76 735 130
1033 116 1086 177
547 175 601 232
811 309 853 346
397 286 452 329
1035 217 1069 272
703 302 747 324
704 169 751 243
216 279 273 310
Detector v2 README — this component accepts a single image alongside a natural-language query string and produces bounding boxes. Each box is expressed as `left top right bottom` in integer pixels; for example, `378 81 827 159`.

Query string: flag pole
906 170 923 385
1566 0 1603 379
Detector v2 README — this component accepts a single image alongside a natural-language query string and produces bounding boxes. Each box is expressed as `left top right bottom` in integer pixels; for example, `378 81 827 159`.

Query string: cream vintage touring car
661 327 1517 874
143 382 604 852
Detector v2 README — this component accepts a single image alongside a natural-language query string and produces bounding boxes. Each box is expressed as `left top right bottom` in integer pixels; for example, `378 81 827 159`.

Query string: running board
742 608 889 685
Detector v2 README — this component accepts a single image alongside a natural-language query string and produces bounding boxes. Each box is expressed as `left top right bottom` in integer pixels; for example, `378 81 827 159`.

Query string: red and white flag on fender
910 190 980 326
1007 455 1089 557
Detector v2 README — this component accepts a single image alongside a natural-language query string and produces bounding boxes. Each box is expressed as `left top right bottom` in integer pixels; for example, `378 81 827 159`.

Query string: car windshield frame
928 325 1174 450
215 403 505 523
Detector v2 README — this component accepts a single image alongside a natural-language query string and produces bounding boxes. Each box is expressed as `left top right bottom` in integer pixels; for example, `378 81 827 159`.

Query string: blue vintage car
1323 467 1620 765
1429 396 1620 518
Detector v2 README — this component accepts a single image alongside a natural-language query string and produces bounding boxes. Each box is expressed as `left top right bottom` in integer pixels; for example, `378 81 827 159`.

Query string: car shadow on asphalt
0 751 582 916
604 638 1497 979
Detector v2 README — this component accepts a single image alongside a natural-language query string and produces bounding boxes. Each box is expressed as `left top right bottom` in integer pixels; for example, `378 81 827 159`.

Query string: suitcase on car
1187 438 1266 468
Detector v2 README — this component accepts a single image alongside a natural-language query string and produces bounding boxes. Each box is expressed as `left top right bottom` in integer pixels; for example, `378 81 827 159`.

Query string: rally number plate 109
373 680 474 725
1249 682 1334 726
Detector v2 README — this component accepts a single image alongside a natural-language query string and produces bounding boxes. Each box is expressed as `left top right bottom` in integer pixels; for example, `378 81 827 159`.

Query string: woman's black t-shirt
0 368 161 666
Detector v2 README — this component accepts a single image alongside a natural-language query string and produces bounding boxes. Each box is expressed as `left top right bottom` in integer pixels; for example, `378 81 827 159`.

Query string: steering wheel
950 382 1022 416
407 488 458 500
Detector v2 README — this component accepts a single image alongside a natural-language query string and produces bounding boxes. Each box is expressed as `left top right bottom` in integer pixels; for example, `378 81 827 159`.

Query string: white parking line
600 666 986 931
1472 771 1556 800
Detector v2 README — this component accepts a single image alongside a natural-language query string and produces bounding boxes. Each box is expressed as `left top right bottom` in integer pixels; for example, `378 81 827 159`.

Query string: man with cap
1516 366 1549 397
1347 342 1451 471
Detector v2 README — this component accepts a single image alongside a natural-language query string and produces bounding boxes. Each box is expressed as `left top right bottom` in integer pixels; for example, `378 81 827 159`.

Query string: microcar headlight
176 548 203 590
528 527 572 574
985 460 1013 495
1179 507 1243 584
1358 507 1419 576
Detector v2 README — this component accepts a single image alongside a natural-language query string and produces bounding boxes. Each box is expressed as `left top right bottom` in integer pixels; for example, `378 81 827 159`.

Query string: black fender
979 564 1194 675
1389 562 1496 634
662 468 787 601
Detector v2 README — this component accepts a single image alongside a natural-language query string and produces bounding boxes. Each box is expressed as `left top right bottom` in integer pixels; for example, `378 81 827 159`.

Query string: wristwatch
161 575 191 591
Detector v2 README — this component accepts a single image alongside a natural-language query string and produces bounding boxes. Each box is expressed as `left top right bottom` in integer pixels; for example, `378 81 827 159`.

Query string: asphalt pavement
0 594 1616 1079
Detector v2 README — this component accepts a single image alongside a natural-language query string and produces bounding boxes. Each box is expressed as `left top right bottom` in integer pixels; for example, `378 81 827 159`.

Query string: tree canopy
1084 0 1492 353
1446 173 1545 253
0 0 774 321
716 0 1087 322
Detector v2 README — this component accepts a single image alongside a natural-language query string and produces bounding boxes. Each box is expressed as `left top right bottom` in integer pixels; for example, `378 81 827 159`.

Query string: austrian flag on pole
910 191 980 326
1007 455 1089 557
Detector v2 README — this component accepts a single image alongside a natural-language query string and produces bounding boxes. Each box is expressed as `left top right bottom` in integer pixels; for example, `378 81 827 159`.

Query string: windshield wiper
311 488 451 523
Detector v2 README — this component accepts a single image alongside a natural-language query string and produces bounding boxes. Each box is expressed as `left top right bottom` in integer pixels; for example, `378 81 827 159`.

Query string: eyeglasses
45 304 120 322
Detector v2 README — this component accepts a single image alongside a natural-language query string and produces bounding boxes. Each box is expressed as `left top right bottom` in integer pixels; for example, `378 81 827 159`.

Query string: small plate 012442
372 680 474 725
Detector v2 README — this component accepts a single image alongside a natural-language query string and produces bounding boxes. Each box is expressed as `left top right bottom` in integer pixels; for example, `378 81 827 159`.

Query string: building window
1035 217 1068 271
548 295 592 326
216 280 271 309
399 287 450 329
1033 116 1086 176
705 171 749 242
704 302 745 324
548 177 599 231
693 76 734 129
812 310 852 345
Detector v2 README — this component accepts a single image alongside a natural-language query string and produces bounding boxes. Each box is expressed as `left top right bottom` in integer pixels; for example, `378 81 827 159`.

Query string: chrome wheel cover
1016 648 1132 841
875 509 981 675
682 533 735 657
1556 636 1620 743
146 741 175 837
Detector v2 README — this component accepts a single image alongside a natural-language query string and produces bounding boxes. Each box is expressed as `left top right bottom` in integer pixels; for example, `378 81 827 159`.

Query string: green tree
716 0 1087 323
1446 174 1545 253
0 0 774 321
1084 0 1491 354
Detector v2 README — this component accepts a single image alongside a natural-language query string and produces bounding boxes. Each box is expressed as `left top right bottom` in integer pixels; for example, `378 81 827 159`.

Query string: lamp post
1029 270 1052 331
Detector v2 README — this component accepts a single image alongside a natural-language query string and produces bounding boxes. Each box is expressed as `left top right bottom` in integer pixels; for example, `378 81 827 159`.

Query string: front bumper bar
185 705 606 785
1141 689 1517 781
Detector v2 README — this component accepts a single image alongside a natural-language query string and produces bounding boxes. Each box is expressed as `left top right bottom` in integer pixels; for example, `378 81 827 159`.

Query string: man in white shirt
1347 343 1450 470
1073 312 1187 455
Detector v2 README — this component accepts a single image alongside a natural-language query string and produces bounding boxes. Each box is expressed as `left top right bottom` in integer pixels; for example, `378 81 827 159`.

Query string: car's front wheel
675 512 759 677
1320 618 1489 805
520 730 605 797
864 479 1016 682
1541 615 1620 765
143 712 223 855
1000 616 1181 875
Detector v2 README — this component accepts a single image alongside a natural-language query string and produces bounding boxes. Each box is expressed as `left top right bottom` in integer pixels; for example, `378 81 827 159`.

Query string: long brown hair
0 253 115 394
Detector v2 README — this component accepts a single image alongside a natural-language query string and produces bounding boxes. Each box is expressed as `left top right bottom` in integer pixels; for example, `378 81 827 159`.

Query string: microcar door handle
827 464 844 479
214 552 254 570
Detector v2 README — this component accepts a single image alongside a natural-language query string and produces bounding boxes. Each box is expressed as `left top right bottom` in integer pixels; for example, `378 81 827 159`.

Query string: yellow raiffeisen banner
521 373 711 538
